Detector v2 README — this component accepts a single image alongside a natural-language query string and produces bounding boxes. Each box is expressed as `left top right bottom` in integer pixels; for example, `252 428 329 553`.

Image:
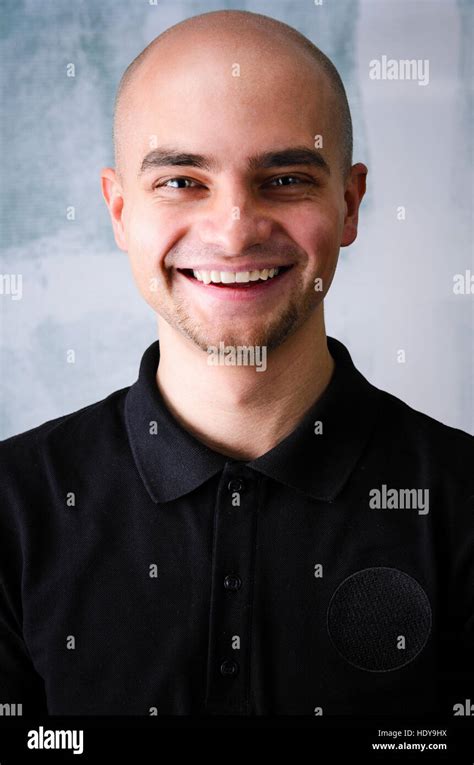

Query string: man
0 10 472 717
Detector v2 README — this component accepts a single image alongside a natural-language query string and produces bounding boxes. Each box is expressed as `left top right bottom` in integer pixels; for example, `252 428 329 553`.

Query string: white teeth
191 268 282 284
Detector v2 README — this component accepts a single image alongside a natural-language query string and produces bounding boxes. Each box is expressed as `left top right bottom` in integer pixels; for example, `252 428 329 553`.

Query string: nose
197 180 273 254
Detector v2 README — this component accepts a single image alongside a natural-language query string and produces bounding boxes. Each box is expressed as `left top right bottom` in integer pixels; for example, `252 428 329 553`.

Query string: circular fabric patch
327 567 432 672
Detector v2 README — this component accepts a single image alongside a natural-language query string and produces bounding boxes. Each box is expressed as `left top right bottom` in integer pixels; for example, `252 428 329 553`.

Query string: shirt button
228 478 244 492
220 659 239 677
224 574 242 591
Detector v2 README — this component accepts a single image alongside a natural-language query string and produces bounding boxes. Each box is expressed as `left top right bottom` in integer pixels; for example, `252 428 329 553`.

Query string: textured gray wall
1 0 472 438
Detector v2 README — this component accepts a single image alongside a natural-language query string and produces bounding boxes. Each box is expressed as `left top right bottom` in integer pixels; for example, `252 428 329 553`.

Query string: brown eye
269 175 305 186
154 177 199 190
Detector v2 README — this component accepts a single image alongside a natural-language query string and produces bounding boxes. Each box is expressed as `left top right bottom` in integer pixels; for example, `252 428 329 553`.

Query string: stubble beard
158 271 319 354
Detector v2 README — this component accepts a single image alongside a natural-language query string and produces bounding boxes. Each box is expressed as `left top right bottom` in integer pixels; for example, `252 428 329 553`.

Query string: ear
340 163 368 247
100 167 128 252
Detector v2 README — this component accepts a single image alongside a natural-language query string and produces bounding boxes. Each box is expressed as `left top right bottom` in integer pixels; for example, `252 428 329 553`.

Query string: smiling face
102 18 366 353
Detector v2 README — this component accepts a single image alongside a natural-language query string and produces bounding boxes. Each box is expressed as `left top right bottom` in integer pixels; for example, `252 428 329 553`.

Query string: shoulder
1 385 130 450
0 386 131 510
372 385 474 498
376 385 473 452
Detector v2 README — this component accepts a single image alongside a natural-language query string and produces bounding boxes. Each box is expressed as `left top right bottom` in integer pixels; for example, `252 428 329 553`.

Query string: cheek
289 206 341 266
125 202 174 280
128 211 160 262
285 204 342 299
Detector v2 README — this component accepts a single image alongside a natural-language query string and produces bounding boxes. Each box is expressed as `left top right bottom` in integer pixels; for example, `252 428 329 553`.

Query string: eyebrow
138 146 330 177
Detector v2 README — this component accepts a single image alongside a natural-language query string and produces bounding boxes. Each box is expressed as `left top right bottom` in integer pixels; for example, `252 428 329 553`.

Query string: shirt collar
124 336 382 504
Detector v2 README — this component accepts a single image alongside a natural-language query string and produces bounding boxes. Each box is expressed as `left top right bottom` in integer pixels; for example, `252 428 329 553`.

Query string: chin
174 303 302 356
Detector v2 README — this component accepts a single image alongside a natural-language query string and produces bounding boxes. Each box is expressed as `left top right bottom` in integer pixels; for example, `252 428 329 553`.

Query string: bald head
113 9 353 183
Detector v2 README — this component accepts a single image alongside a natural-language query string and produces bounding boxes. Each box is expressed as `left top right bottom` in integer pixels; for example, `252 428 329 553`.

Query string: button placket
204 464 257 714
224 574 242 591
227 478 244 493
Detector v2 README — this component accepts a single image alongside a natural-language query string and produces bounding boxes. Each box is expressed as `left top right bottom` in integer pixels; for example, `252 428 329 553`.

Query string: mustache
164 242 302 270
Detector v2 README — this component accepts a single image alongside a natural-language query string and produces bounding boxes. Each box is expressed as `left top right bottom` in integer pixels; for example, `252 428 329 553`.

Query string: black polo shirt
0 336 473 717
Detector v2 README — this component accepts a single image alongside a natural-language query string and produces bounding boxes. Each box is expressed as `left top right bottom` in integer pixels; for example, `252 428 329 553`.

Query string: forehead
120 34 336 177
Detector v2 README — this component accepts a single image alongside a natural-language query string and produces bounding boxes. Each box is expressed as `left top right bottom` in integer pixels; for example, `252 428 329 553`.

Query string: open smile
176 265 293 298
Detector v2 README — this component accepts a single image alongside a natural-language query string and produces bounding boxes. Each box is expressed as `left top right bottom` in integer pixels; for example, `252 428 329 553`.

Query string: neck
155 306 335 460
